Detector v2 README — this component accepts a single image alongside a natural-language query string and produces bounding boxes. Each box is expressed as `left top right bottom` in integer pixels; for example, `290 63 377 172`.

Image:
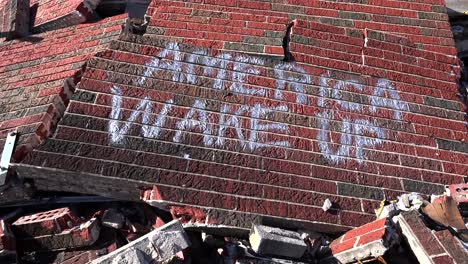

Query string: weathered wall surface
0 13 125 162
3 0 467 232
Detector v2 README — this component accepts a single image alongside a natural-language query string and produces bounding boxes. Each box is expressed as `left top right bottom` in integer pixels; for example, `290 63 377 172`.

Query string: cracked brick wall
2 0 467 233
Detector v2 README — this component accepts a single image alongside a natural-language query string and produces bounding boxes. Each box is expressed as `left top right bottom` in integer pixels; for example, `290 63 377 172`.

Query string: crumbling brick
12 207 82 237
325 218 399 263
0 220 15 252
18 217 100 252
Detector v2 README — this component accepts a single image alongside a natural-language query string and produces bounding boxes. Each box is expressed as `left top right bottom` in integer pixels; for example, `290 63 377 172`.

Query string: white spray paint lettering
108 42 409 162
317 72 408 163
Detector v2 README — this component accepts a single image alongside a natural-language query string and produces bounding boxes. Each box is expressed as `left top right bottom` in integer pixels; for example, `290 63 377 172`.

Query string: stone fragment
91 219 190 264
322 199 332 212
323 218 399 264
102 208 126 229
249 225 307 259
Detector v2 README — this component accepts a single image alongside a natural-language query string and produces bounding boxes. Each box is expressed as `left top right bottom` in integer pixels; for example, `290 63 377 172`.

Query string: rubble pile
0 183 465 264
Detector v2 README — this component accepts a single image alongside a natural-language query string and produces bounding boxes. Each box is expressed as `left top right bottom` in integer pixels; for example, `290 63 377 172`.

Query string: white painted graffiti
317 72 408 163
108 42 409 163
109 86 290 151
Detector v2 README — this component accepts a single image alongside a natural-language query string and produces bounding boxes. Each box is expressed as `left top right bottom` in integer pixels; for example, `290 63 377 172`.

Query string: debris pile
0 183 465 263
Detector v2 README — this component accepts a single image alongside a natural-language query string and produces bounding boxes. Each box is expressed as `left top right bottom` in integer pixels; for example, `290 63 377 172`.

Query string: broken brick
18 217 100 252
141 185 165 208
326 218 399 263
12 207 82 237
20 227 121 264
398 210 446 264
0 220 15 251
433 230 468 264
170 206 216 225
0 219 16 262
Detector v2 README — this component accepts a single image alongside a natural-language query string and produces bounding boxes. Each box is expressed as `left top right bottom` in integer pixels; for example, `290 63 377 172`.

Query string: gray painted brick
337 183 384 200
319 17 354 28
424 96 460 111
224 42 264 53
402 179 444 195
437 138 468 154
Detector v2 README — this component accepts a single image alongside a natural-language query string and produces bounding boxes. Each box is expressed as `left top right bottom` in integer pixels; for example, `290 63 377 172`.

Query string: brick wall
3 0 468 232
0 13 126 162
30 0 83 27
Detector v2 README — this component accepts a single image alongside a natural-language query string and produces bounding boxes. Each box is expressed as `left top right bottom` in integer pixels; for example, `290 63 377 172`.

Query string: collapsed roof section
0 0 466 233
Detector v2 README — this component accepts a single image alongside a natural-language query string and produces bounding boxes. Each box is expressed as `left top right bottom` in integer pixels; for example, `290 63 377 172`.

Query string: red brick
18 217 101 252
13 207 82 237
431 255 455 264
433 230 468 263
356 227 386 246
399 211 446 257
342 218 387 241
330 236 357 254
0 220 15 251
4 0 468 234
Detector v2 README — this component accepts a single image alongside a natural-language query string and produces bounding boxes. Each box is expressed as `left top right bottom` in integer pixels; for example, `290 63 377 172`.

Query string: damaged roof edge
11 163 351 236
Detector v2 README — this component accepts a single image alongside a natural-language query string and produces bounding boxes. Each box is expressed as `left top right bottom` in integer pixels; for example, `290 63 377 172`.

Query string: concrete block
102 208 126 229
249 225 307 259
91 219 190 264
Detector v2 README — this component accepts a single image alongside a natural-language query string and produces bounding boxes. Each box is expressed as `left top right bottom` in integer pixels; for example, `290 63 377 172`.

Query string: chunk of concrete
249 225 307 259
102 209 126 229
91 219 190 264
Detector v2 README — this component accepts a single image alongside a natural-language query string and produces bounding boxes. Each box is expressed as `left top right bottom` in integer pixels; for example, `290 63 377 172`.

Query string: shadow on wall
458 58 468 129
2 1 127 42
